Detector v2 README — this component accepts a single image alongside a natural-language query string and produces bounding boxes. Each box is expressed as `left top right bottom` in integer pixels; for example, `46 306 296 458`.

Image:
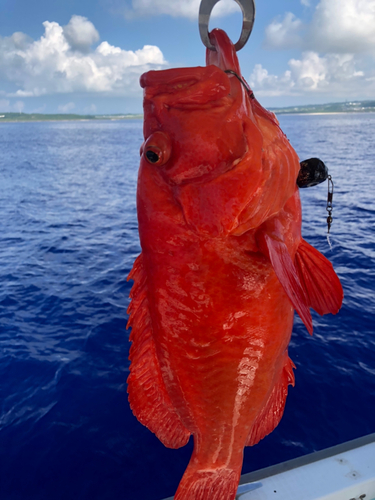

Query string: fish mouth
140 64 248 186
169 162 221 185
140 66 231 108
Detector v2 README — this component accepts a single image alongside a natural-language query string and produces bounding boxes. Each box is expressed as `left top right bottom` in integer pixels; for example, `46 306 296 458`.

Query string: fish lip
164 152 246 187
165 164 226 187
140 70 199 93
152 99 230 112
141 65 231 107
144 96 232 117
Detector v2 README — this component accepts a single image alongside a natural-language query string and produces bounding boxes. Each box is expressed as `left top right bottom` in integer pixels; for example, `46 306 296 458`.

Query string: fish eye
145 150 160 163
143 132 171 166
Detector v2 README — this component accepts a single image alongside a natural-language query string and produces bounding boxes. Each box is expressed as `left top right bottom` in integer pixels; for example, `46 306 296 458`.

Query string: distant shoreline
269 100 375 115
1 102 375 122
0 113 143 123
0 118 144 123
2 112 375 123
272 111 375 116
276 111 374 116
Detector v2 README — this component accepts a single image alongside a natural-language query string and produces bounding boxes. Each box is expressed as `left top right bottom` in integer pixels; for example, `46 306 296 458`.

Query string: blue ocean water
0 114 374 500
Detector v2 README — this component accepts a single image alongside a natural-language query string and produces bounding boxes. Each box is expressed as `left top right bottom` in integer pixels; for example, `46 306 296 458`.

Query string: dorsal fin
127 254 191 449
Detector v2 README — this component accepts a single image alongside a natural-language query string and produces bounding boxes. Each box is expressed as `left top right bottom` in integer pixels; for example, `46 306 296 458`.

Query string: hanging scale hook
199 0 256 51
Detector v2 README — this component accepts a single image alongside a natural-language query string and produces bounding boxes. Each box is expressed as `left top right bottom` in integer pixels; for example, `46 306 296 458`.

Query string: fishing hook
199 0 256 51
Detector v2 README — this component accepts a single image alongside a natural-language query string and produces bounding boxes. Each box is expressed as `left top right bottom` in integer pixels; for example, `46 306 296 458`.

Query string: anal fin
246 354 295 446
127 254 191 449
294 239 343 315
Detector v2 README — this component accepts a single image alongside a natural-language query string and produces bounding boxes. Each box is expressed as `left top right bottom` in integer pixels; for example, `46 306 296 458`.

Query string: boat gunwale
239 432 375 486
162 433 375 500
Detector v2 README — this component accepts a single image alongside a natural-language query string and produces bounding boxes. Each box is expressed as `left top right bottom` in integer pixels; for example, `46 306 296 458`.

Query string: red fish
127 29 343 500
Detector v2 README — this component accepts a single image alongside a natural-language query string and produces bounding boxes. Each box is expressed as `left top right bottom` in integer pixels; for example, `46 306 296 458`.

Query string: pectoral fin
294 239 343 315
257 228 313 335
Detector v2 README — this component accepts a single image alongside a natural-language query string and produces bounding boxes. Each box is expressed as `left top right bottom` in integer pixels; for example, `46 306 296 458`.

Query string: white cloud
310 0 375 53
58 102 75 113
258 0 375 100
265 0 375 53
0 16 166 98
123 0 238 19
62 15 99 53
250 51 372 97
265 12 304 49
250 65 293 96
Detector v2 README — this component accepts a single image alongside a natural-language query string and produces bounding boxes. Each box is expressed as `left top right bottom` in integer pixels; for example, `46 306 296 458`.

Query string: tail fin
174 467 240 500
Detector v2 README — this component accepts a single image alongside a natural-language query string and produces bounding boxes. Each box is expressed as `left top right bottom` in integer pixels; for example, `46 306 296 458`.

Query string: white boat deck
163 433 375 500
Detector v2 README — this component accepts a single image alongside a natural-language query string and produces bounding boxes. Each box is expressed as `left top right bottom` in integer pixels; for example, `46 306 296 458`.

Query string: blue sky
1 0 375 114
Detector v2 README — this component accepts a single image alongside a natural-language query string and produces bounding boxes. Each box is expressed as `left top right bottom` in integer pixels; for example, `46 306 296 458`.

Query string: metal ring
199 0 255 51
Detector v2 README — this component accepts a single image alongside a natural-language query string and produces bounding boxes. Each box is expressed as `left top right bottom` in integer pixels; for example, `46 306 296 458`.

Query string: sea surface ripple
0 115 374 500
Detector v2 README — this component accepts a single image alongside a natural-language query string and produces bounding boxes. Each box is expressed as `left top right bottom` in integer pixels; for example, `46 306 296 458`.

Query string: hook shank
199 0 256 51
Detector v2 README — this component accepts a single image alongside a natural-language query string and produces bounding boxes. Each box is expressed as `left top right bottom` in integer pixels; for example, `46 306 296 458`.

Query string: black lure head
297 157 335 234
297 158 328 188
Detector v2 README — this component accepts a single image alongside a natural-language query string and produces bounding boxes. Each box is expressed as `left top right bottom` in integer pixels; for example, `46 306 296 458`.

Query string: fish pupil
146 150 160 163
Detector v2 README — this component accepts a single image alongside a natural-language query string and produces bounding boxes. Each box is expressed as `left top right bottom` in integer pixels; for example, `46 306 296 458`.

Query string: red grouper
127 29 343 500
